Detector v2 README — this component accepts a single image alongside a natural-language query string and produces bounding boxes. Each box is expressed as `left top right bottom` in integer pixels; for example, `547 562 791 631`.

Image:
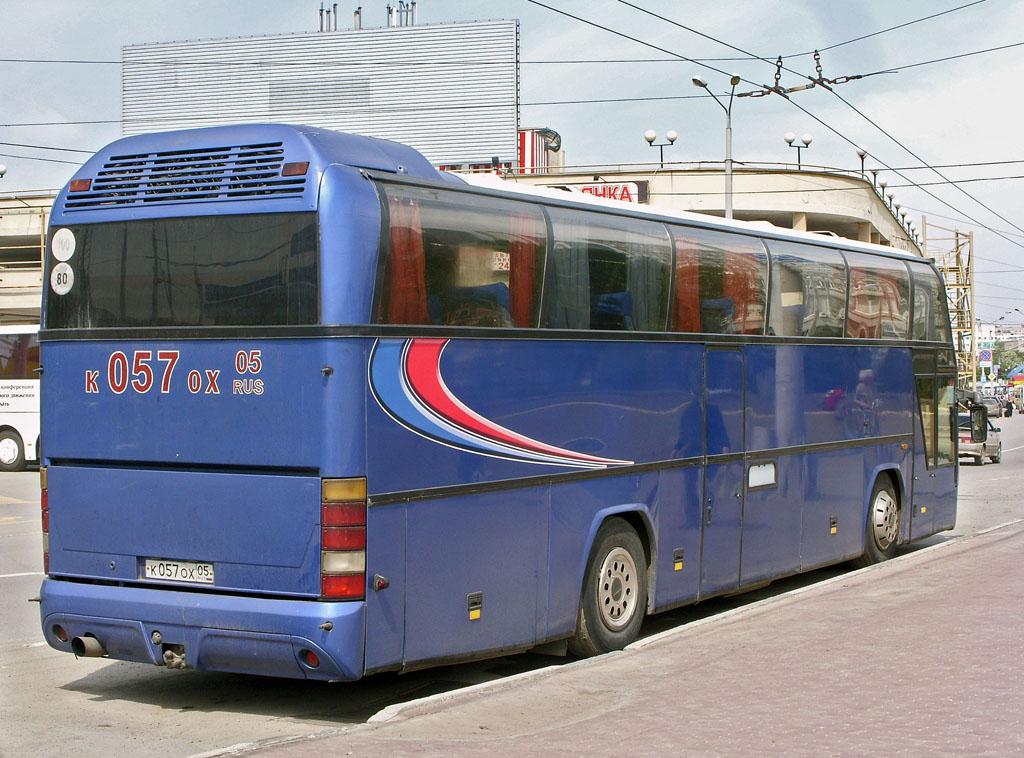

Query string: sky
2 0 1023 323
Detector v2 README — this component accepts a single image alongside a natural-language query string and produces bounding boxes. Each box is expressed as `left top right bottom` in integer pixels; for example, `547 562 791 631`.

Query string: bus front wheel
852 478 899 568
0 430 26 472
568 517 647 657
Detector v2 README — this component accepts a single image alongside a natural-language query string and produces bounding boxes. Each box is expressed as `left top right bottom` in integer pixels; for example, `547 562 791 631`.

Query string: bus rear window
45 213 318 328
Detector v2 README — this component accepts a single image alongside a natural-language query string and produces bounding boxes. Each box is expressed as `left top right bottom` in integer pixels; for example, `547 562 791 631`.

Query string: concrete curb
228 518 1024 757
363 518 1024 726
630 516 1024 652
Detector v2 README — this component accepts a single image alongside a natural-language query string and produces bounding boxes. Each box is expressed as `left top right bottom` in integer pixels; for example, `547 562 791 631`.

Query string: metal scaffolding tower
923 217 975 389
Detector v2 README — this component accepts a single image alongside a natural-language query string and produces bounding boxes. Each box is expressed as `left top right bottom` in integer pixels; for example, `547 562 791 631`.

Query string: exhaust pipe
71 635 107 657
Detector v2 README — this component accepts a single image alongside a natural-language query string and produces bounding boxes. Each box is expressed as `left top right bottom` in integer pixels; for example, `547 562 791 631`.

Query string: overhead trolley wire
0 141 93 154
536 0 1024 252
785 0 988 57
0 1 988 67
0 151 82 166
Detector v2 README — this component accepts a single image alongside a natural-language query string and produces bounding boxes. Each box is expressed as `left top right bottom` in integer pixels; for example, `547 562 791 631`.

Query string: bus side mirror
971 406 988 443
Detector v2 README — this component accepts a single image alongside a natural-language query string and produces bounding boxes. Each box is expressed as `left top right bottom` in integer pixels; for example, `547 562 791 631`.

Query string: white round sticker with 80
51 228 76 295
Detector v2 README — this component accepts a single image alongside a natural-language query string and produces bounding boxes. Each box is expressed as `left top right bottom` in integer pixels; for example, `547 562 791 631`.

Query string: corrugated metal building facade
122 20 519 166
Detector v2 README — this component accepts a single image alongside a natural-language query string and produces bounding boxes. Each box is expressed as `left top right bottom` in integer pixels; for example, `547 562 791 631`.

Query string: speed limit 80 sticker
50 262 74 296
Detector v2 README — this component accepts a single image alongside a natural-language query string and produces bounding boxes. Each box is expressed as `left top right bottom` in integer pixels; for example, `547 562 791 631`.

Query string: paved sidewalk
249 522 1024 758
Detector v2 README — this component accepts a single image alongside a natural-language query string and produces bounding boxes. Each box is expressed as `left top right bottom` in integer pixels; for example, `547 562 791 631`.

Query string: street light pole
692 74 740 219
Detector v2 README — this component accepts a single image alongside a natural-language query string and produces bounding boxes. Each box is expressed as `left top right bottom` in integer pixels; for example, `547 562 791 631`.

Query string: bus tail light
40 467 49 574
69 179 92 192
320 478 366 600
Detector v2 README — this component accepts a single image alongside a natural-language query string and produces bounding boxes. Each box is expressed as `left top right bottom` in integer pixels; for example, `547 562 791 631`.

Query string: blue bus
39 124 958 680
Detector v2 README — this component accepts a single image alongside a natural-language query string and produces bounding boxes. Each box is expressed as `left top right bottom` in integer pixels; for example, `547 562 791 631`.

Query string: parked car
958 412 1002 465
981 396 1003 418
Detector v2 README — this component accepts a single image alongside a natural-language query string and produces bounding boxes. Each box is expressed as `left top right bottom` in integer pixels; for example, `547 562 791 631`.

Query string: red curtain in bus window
381 197 429 324
672 236 700 332
722 251 762 335
509 213 539 328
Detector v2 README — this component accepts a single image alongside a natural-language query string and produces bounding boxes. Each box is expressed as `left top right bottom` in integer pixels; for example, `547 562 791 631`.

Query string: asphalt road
2 418 1021 758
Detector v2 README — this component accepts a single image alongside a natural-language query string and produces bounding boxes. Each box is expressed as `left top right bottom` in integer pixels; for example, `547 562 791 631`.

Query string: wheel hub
0 438 18 465
870 490 899 550
598 547 638 631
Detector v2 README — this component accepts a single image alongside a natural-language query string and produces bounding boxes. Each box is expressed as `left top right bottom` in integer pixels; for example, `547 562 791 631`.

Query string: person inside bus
425 237 514 328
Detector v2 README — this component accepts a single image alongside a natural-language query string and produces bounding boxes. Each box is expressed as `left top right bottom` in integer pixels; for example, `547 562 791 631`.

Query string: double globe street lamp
643 129 677 168
784 132 813 168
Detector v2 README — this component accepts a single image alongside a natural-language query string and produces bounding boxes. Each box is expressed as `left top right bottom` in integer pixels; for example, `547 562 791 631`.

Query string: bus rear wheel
852 478 899 568
568 518 647 657
0 430 26 472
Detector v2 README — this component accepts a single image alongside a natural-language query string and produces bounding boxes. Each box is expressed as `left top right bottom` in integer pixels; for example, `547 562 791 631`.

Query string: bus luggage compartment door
699 349 745 598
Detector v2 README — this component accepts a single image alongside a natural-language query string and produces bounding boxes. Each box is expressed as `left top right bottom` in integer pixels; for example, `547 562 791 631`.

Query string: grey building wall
122 20 519 165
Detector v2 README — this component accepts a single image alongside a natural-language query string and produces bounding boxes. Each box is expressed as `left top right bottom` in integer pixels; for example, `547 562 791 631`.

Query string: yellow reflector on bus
322 478 366 503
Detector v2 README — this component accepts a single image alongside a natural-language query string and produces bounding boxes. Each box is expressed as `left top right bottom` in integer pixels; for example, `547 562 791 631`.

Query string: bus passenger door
700 349 745 598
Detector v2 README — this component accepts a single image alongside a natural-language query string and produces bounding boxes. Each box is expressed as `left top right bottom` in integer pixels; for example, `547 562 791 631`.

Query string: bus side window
908 261 952 343
669 227 767 336
845 252 910 340
764 241 846 338
378 185 546 328
936 377 956 466
543 209 672 331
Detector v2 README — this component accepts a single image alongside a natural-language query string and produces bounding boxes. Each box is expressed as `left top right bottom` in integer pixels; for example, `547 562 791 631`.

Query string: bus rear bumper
39 578 365 681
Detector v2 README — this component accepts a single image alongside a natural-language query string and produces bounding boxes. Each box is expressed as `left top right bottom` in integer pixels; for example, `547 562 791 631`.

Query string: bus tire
852 477 899 568
568 518 647 657
0 430 26 472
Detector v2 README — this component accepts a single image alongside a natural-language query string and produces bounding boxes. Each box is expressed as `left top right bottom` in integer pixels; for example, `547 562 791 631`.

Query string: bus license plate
143 558 215 584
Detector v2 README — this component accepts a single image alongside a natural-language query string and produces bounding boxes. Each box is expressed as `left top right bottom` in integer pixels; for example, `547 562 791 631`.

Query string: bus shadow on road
56 563 865 726
57 650 569 725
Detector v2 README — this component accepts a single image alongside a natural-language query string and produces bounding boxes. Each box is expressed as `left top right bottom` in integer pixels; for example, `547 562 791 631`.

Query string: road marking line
1000 444 1024 453
0 571 44 579
0 517 34 525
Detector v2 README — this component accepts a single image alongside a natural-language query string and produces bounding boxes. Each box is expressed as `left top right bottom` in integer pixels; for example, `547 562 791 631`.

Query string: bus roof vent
65 142 307 209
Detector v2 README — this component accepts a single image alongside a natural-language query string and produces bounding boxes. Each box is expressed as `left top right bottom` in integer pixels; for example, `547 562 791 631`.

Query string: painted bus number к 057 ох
84 350 264 396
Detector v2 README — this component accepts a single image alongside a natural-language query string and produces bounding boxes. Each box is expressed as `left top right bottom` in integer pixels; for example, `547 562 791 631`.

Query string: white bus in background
0 325 39 471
